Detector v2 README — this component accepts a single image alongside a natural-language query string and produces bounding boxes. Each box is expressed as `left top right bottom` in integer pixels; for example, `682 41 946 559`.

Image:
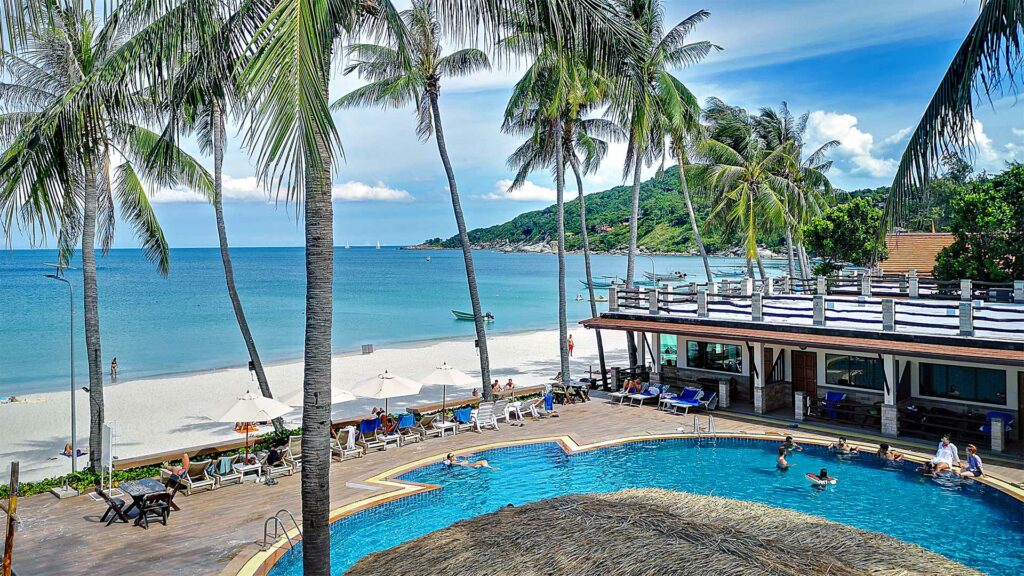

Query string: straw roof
347 489 977 576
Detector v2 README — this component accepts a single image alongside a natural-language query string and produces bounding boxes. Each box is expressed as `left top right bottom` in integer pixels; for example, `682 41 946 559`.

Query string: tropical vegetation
803 198 888 276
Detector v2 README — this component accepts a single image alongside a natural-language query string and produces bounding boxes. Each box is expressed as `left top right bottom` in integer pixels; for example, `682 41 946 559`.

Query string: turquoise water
267 439 1024 576
0 247 763 394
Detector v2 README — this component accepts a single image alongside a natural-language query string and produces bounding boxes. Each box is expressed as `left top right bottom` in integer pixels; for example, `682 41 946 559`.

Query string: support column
816 276 826 295
882 298 895 332
697 291 709 318
752 341 765 414
959 302 974 337
648 289 659 315
742 277 753 296
991 417 1006 453
960 279 972 301
765 277 775 294
794 391 805 421
717 380 730 409
638 332 646 368
652 334 661 375
608 286 618 312
751 292 763 322
1014 280 1023 302
909 275 920 299
881 353 898 437
813 295 825 327
860 274 872 296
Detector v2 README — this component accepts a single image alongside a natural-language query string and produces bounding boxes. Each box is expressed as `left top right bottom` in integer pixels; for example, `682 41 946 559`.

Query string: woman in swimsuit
443 453 491 469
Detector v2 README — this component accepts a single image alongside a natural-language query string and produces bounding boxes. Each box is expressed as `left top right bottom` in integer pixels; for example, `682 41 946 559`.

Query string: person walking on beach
567 335 574 357
110 357 118 380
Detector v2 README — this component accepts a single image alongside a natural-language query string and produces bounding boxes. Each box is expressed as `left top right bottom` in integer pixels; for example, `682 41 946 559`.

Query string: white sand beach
0 327 627 484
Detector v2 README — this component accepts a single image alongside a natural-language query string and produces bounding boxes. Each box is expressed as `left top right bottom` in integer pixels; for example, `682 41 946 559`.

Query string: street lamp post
45 268 76 473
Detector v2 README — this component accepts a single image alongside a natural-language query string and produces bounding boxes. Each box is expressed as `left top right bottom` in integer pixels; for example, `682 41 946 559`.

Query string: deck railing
608 283 1024 339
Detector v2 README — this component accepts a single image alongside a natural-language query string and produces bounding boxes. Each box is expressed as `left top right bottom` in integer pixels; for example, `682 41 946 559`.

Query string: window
825 354 884 391
686 341 742 373
660 335 678 367
919 363 1006 405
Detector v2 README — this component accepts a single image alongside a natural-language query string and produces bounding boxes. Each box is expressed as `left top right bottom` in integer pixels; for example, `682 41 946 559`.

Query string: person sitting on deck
61 443 87 458
927 434 960 476
959 444 984 478
776 446 789 470
876 443 903 461
162 453 191 481
472 388 479 398
505 378 515 391
491 380 501 394
829 437 858 454
443 453 491 469
782 436 803 453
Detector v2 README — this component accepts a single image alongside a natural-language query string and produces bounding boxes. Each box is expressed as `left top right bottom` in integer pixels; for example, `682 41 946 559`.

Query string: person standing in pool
959 444 984 478
876 443 904 461
829 437 858 454
776 446 789 470
782 436 803 453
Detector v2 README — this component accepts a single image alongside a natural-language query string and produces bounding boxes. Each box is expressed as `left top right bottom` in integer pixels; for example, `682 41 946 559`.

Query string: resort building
583 274 1024 452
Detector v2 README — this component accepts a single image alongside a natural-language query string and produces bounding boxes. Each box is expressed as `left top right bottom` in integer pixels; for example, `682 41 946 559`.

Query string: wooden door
792 351 817 399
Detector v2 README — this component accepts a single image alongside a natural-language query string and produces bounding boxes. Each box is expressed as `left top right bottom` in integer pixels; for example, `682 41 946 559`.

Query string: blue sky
9 0 1024 249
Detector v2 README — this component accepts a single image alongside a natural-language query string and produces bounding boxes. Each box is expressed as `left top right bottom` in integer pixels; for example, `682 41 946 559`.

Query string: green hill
437 166 776 253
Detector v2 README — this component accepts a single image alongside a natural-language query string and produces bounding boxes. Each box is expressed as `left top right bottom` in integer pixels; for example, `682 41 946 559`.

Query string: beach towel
218 456 234 475
343 426 356 450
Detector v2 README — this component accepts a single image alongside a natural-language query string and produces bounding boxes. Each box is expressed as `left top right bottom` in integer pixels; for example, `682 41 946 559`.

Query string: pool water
267 439 1024 575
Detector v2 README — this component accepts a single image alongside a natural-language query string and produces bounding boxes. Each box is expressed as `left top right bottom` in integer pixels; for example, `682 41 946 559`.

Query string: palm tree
695 98 790 281
754 103 837 280
885 0 1023 228
333 0 495 399
0 2 212 470
240 2 636 572
140 0 284 430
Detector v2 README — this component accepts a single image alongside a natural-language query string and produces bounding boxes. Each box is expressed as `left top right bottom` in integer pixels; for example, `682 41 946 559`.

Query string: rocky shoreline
403 240 784 259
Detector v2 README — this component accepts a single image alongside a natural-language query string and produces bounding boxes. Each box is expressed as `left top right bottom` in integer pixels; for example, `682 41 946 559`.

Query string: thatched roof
347 489 977 576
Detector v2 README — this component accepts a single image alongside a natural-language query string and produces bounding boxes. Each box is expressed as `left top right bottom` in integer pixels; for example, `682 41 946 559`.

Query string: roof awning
581 317 1024 367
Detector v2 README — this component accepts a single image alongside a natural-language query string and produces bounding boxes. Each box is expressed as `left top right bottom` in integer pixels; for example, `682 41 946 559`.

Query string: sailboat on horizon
375 241 381 250
344 241 350 249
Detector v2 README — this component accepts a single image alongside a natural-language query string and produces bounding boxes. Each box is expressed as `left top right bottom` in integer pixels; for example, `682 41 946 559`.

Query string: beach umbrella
279 385 357 407
217 390 293 459
421 363 475 422
345 370 422 415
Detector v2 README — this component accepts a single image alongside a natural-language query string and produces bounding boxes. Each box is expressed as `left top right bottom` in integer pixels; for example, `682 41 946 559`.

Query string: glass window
825 354 883 391
660 335 677 367
685 341 742 374
919 363 1006 405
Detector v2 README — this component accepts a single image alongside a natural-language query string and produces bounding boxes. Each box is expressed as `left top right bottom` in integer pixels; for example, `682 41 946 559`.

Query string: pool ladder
261 509 302 554
693 414 716 437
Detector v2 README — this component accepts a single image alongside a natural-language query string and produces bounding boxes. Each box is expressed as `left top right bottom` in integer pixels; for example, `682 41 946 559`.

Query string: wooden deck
3 397 1022 576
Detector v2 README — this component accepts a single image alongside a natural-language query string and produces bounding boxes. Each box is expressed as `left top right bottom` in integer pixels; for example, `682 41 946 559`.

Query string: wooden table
118 479 168 520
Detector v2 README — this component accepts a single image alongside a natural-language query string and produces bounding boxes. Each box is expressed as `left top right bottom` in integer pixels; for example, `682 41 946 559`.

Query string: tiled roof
880 233 954 275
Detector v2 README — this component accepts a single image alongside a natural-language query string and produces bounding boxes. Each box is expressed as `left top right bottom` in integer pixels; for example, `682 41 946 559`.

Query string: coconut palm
332 0 495 399
609 2 717 290
695 98 790 281
754 103 837 279
0 2 212 470
135 0 285 430
241 1 636 571
885 0 1023 228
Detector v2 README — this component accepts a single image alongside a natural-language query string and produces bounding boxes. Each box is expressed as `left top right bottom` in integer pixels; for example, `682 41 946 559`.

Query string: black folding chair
136 492 172 529
96 488 130 526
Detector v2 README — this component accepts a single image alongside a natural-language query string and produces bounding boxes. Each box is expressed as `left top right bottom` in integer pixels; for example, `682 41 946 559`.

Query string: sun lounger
210 455 243 487
97 487 130 526
697 391 718 411
659 387 702 413
284 436 303 470
509 398 540 420
412 413 448 438
160 460 217 496
260 451 293 479
453 407 475 433
357 418 400 451
493 399 510 424
332 426 365 460
628 386 661 407
474 402 498 431
396 413 423 444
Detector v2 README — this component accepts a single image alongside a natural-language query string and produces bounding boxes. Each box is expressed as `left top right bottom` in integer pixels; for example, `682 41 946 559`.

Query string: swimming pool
265 438 1024 575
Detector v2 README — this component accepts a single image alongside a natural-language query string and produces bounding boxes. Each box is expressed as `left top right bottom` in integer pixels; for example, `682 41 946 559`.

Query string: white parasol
217 390 293 458
344 370 422 415
421 363 476 422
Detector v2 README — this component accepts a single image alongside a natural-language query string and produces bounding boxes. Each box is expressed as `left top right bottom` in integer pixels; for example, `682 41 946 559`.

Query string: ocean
0 247 764 395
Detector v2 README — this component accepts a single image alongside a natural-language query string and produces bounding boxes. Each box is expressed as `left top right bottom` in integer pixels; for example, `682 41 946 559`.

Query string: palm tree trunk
554 122 569 386
569 156 607 389
82 159 105 471
755 251 767 282
625 152 642 367
211 101 283 432
428 92 492 400
675 152 712 283
798 242 811 277
300 66 334 576
785 226 796 280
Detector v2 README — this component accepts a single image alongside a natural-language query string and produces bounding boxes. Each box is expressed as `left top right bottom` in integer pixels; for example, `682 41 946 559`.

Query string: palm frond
437 48 490 77
114 161 171 275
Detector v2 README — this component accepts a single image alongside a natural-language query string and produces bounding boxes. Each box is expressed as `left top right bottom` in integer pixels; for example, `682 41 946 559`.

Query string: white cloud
481 179 557 202
221 175 266 201
806 110 895 178
880 126 913 148
331 181 414 202
971 119 1001 167
150 187 206 203
1011 127 1024 138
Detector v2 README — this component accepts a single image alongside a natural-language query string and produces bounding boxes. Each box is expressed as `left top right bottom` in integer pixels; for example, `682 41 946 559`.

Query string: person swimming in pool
828 437 858 454
808 468 838 486
876 443 904 461
443 453 491 469
776 445 789 471
782 435 803 453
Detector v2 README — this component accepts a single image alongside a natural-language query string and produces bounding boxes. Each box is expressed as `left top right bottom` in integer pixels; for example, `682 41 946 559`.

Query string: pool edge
236 431 1024 576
